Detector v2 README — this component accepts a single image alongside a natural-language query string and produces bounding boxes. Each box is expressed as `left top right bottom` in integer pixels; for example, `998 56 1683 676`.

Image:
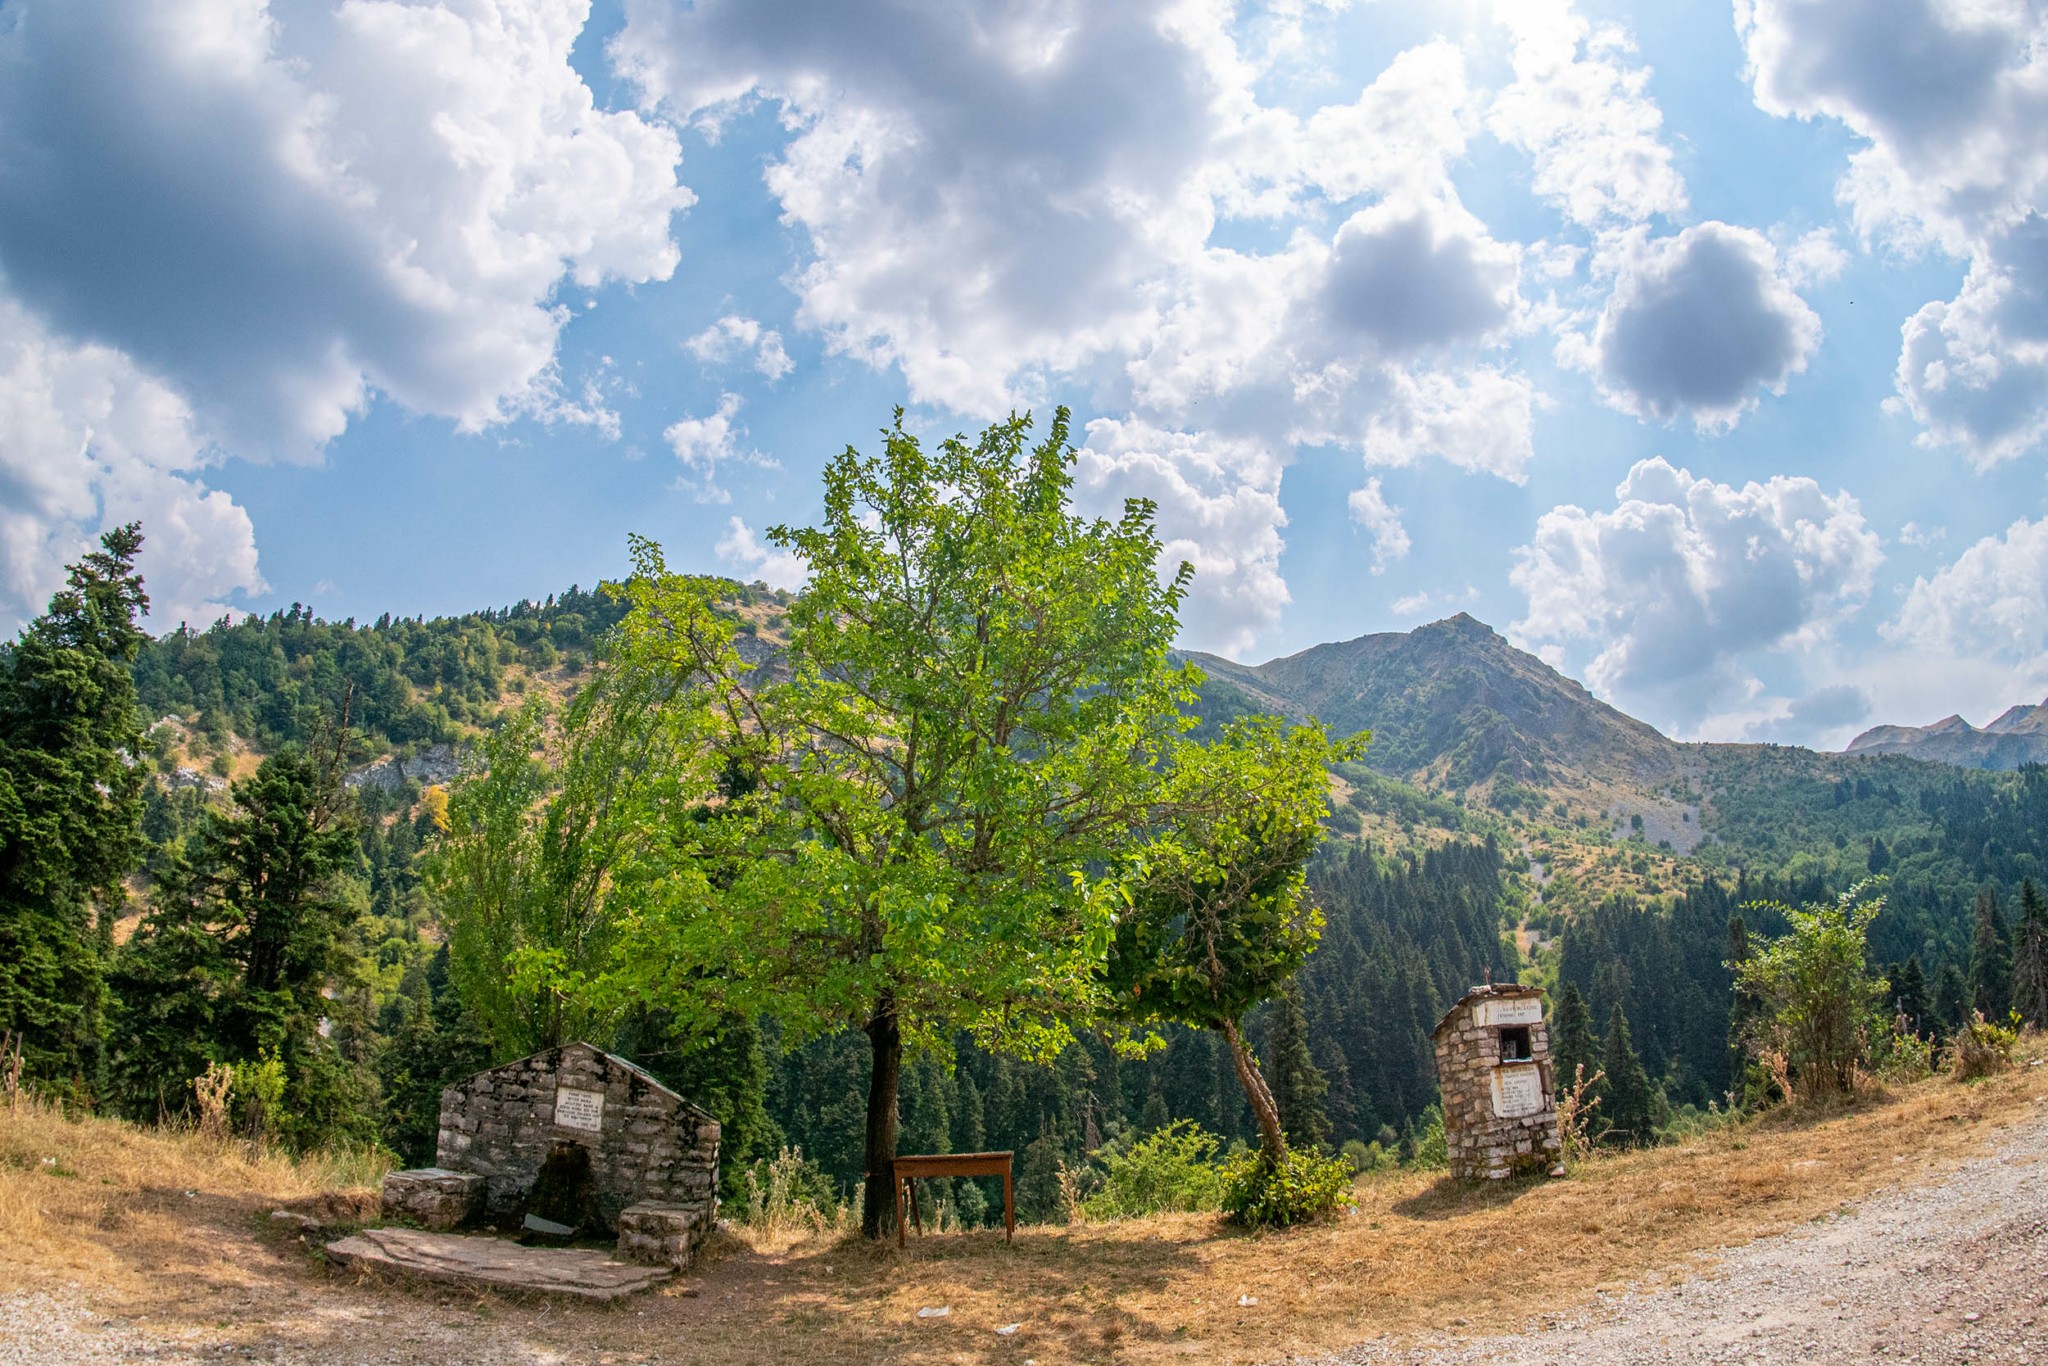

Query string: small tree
2011 880 2048 1028
1102 716 1360 1167
1549 981 1598 1093
1266 980 1332 1153
1967 887 2012 1021
1733 886 1888 1102
1597 1004 1657 1146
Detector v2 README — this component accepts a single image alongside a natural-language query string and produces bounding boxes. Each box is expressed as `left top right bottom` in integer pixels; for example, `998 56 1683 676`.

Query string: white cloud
714 515 806 591
1577 222 1822 429
1359 366 1540 482
664 391 773 504
0 298 262 631
686 315 795 383
1511 457 1882 729
1488 0 1688 230
1075 417 1288 658
1320 197 1521 354
1346 477 1409 574
0 0 690 460
1888 516 2048 663
1737 0 2048 462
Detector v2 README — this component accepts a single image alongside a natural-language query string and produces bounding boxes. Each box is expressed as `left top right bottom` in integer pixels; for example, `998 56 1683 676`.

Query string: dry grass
4 1051 2044 1365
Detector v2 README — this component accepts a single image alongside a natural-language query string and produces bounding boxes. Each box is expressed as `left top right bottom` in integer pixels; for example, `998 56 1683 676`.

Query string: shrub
1734 885 1888 1101
737 1147 848 1237
1220 1147 1354 1228
1081 1120 1225 1220
1948 1011 2019 1081
1877 1028 1936 1084
1341 1137 1396 1176
1408 1105 1447 1169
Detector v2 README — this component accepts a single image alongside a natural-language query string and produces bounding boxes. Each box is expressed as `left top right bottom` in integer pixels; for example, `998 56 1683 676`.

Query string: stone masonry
432 1043 720 1247
1432 983 1561 1181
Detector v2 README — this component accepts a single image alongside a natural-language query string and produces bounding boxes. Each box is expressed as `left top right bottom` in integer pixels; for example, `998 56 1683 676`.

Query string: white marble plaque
1490 1063 1546 1118
1476 996 1544 1028
553 1086 605 1133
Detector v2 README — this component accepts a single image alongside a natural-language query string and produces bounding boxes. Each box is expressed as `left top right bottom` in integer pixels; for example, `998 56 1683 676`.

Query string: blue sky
2 0 2046 748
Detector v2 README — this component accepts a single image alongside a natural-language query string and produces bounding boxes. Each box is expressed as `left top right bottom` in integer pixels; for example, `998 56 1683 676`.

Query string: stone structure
1431 983 1561 1181
380 1043 720 1271
379 1167 484 1230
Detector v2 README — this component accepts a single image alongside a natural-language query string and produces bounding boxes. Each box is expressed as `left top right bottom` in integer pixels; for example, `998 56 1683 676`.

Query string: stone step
325 1228 674 1301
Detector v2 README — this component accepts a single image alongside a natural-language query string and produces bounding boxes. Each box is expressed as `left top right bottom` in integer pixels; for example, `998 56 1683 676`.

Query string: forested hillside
6 525 2043 1235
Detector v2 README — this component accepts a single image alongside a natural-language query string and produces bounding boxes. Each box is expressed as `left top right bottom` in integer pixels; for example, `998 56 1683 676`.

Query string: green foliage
585 407 1204 1236
109 745 377 1148
1967 888 2012 1020
1080 1120 1225 1219
737 1147 850 1236
1596 1004 1658 1147
1733 885 1889 1102
1266 981 1331 1152
426 693 665 1058
1407 1104 1447 1169
1218 1146 1354 1228
1947 1011 2019 1080
2012 880 2048 1027
0 525 149 1088
373 945 493 1166
1549 982 1597 1100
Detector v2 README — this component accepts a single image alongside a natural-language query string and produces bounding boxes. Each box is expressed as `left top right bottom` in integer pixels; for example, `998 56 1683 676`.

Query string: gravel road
1320 1100 2048 1366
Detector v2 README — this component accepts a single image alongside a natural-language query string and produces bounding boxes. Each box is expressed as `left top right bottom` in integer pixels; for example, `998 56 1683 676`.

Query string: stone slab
325 1228 673 1301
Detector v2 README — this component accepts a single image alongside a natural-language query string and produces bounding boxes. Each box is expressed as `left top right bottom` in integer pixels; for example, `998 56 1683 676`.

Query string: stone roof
1430 982 1547 1039
469 1041 720 1126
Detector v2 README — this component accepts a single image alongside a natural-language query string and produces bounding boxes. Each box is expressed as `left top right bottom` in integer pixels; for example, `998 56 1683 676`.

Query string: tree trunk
860 994 903 1239
1220 1017 1288 1164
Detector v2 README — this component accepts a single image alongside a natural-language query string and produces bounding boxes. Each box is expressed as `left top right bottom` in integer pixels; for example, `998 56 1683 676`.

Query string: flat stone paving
324 1227 673 1301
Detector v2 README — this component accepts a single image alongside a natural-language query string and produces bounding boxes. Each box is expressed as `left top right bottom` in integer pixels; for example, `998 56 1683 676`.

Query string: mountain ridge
1846 697 2048 769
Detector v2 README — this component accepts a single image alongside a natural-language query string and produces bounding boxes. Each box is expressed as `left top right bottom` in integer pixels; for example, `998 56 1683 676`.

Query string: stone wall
435 1042 719 1233
1432 985 1561 1181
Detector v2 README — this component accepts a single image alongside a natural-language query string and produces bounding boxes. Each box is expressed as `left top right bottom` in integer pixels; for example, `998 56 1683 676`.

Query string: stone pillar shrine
1431 983 1561 1181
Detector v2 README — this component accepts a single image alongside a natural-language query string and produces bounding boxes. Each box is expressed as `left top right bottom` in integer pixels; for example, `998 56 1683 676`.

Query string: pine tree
2010 880 2048 1028
1934 961 1970 1030
1550 981 1599 1093
0 525 149 1088
1968 888 2013 1020
1597 1004 1657 1148
1266 981 1332 1153
1889 956 1931 1038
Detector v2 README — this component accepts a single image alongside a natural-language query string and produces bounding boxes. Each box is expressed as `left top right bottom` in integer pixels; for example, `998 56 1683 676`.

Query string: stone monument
379 1042 720 1270
1431 983 1561 1181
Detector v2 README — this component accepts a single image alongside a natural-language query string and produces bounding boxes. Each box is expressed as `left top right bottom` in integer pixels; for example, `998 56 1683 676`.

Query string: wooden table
889 1151 1015 1247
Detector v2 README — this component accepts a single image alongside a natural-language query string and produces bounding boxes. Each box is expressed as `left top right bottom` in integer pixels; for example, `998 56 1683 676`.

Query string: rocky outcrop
346 742 461 792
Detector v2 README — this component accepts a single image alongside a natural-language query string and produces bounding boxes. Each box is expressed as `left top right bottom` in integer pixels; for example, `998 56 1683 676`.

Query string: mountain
1185 614 1681 791
1845 699 2048 769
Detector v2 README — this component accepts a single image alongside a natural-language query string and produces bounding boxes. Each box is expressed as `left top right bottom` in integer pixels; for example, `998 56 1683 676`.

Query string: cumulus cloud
613 5 1541 646
1580 223 1822 428
0 298 262 630
1738 0 2048 462
1740 682 1874 746
664 392 777 504
1074 418 1288 658
686 315 794 383
714 516 806 591
0 0 690 460
1512 457 1882 728
1888 516 2048 663
1488 0 1687 230
1346 477 1410 574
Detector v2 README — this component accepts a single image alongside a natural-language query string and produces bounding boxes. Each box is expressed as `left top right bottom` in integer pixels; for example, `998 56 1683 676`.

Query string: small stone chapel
380 1042 721 1270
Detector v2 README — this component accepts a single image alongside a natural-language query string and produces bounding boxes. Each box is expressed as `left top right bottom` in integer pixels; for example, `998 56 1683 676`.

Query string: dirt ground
3 1054 2045 1365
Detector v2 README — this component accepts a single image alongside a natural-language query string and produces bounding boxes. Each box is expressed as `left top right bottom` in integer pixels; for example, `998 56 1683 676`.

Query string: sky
1 0 2046 750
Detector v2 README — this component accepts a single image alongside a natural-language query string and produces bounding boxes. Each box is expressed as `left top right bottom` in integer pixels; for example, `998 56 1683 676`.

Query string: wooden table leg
909 1178 923 1237
895 1172 906 1249
1002 1169 1014 1242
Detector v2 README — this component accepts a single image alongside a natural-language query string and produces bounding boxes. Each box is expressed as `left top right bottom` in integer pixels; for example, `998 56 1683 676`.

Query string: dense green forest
5 524 2043 1234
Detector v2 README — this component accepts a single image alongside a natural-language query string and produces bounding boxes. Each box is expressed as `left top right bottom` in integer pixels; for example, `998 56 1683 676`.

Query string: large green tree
1733 886 1887 1101
2010 880 2048 1029
1967 887 2012 1021
0 525 149 1089
590 408 1200 1237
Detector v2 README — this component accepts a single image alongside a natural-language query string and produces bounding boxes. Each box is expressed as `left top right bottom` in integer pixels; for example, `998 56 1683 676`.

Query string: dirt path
1318 1102 2048 1366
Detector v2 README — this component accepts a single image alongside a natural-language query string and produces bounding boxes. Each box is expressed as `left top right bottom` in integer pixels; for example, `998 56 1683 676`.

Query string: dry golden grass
3 1050 2044 1365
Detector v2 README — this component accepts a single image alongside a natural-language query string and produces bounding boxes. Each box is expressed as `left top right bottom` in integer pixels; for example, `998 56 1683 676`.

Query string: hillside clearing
2 1050 2044 1365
